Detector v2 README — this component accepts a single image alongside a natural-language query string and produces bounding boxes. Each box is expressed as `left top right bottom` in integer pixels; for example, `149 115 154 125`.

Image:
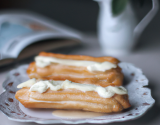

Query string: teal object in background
0 22 33 49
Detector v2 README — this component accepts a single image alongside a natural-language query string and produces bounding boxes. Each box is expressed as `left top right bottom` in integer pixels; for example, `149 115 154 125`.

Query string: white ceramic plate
0 62 155 124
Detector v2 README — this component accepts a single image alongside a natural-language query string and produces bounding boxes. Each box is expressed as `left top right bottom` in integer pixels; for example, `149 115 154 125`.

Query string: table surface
1 11 160 125
1 35 160 125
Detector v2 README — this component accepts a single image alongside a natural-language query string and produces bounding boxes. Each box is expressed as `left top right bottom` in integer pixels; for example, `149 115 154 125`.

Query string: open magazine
0 11 83 67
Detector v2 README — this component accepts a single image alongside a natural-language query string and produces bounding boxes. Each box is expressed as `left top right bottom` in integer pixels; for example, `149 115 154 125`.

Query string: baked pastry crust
27 52 123 87
15 88 131 113
16 52 131 113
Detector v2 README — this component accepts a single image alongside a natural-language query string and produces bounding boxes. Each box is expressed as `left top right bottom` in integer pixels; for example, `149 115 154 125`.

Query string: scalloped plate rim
0 62 155 124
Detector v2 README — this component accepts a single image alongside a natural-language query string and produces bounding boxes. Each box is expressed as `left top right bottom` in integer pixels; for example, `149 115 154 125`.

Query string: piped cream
17 79 127 98
35 56 117 72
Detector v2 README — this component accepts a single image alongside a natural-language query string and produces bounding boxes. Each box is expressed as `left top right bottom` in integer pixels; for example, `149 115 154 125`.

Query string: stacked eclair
15 52 131 113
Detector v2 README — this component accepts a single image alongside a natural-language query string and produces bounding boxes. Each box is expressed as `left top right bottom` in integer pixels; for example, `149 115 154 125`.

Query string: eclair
16 52 131 113
27 52 123 87
15 79 131 113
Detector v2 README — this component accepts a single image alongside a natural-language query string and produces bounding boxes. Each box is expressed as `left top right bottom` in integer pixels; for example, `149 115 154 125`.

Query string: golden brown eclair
27 52 123 87
15 88 131 113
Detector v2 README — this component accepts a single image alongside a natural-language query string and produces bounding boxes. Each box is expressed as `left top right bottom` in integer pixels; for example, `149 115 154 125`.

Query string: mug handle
134 0 159 41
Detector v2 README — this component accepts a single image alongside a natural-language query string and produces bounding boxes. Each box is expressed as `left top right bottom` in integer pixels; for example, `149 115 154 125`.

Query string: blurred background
0 0 153 32
0 0 159 50
0 0 159 52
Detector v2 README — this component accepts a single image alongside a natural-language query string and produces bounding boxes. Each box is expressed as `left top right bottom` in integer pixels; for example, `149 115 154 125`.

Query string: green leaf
112 0 128 16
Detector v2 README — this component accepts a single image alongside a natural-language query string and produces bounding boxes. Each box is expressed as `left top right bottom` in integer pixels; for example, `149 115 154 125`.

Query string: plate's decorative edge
5 106 155 125
0 62 155 124
2 64 29 91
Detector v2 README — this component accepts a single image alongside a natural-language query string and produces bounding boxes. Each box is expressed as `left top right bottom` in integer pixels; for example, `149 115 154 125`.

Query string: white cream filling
35 56 117 72
17 79 127 98
17 78 36 88
30 98 82 104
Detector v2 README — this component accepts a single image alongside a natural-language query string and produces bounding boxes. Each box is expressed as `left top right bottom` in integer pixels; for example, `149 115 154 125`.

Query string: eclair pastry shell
27 52 123 87
15 88 131 113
